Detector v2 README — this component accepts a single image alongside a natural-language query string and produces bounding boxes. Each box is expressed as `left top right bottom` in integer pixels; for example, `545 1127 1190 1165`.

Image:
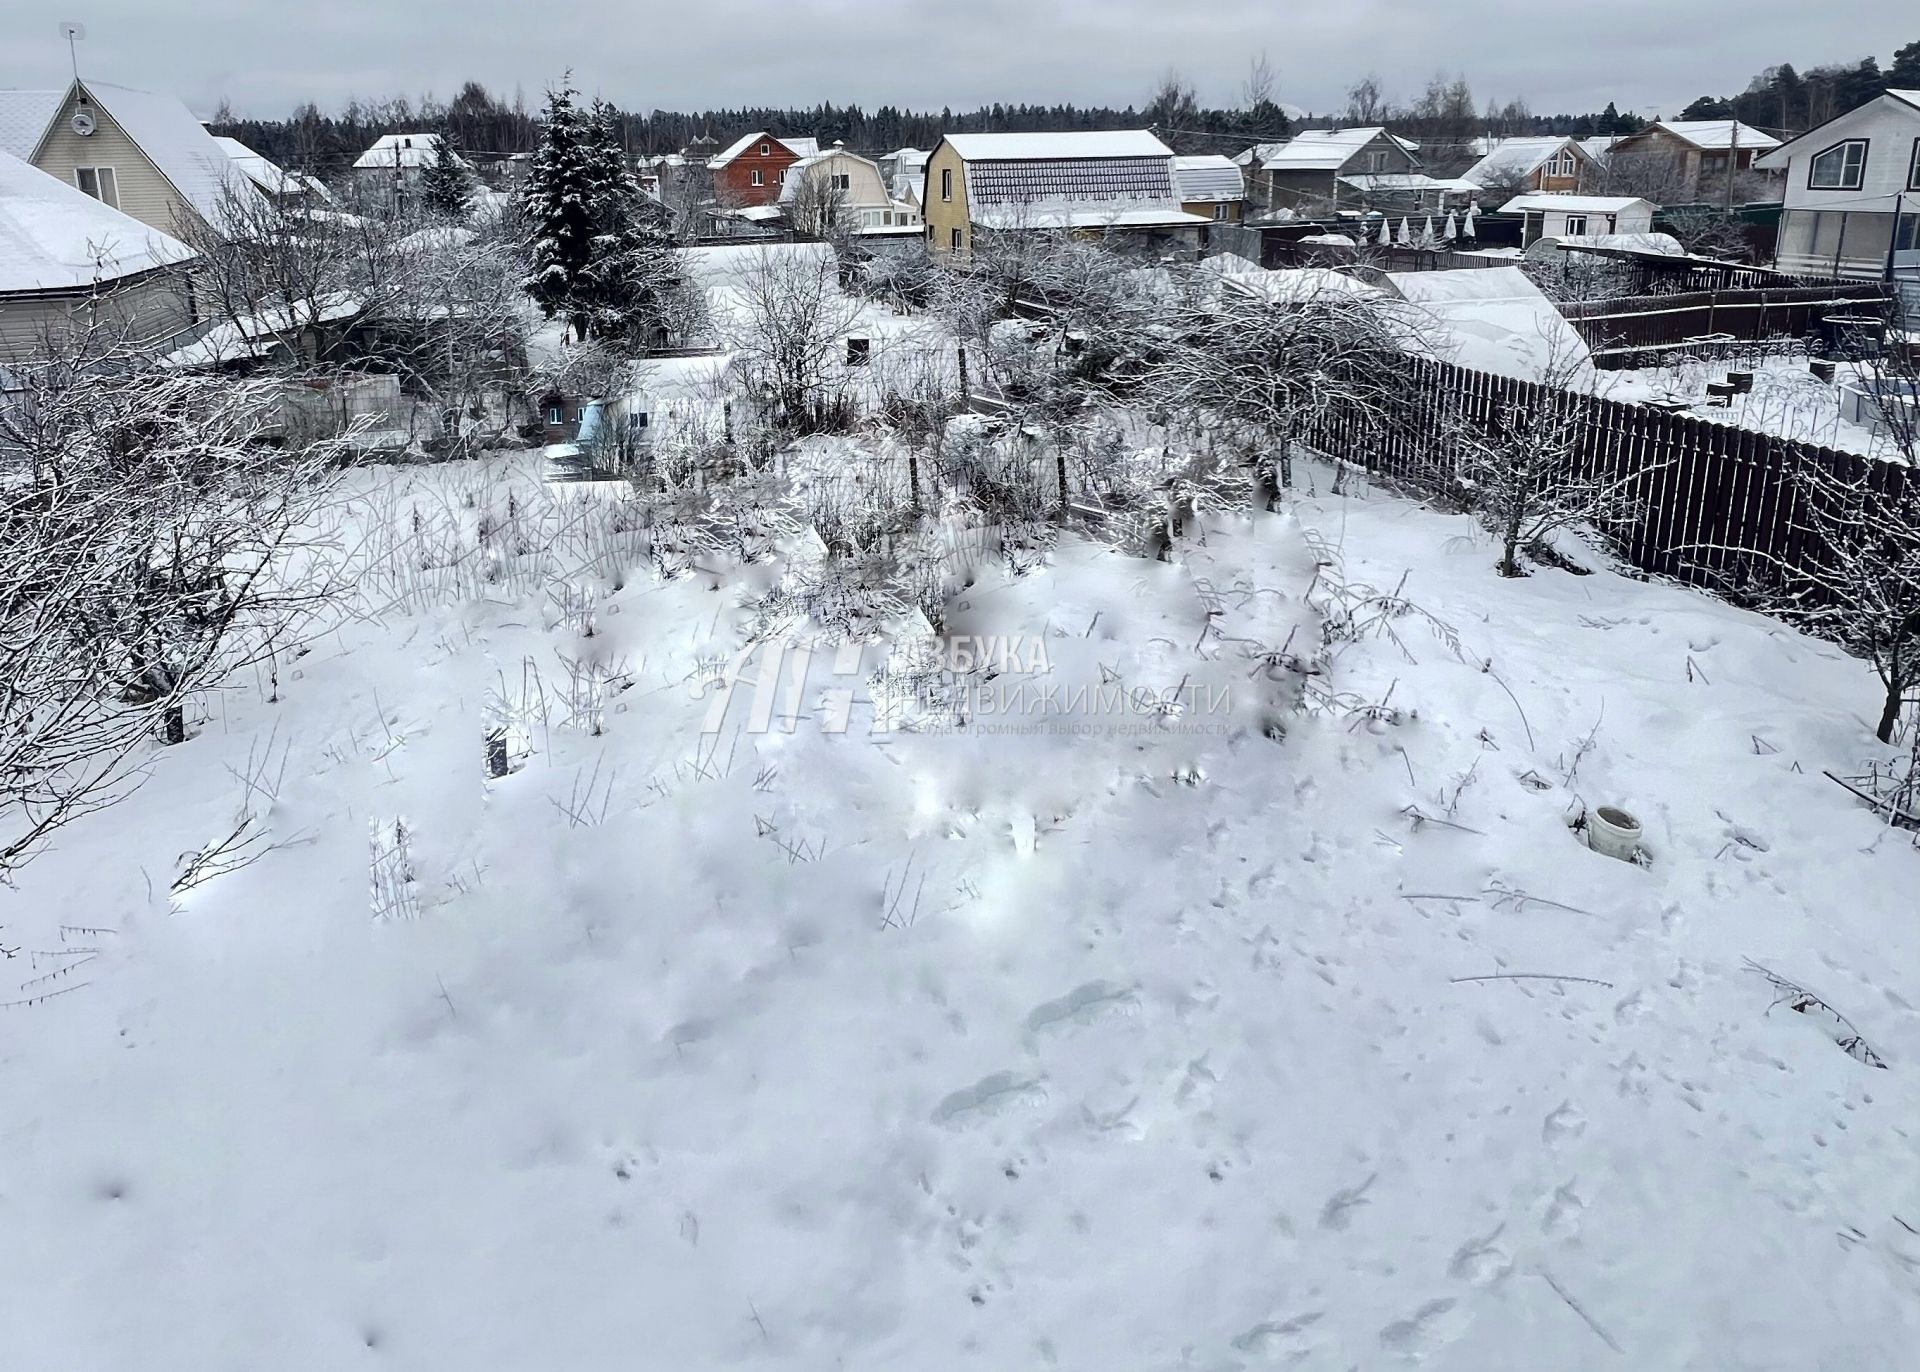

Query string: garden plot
0 454 1916 1370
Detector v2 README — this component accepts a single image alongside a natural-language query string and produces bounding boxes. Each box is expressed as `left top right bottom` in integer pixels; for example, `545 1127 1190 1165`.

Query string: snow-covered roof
0 148 195 293
0 90 63 159
1388 265 1593 381
1336 173 1461 191
1576 136 1621 162
1171 155 1243 203
970 204 1207 231
213 136 331 200
1532 231 1685 257
1460 137 1585 187
943 130 1172 161
160 290 363 369
1201 255 1383 304
780 137 820 158
951 132 1185 226
78 81 263 228
1233 141 1288 167
353 133 469 170
1259 128 1391 171
885 146 928 166
1499 193 1653 215
1650 120 1779 152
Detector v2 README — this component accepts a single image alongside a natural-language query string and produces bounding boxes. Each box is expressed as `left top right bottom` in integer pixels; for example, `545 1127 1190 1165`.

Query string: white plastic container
1587 805 1642 862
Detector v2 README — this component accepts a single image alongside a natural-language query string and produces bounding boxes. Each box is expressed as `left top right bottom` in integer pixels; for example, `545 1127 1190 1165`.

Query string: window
1213 203 1228 221
750 169 763 187
1562 213 1588 235
846 337 870 366
950 226 962 250
1910 138 1920 191
73 166 118 208
547 405 564 425
1366 150 1388 173
1808 139 1867 190
759 142 770 156
831 173 850 190
940 167 952 201
1546 153 1575 178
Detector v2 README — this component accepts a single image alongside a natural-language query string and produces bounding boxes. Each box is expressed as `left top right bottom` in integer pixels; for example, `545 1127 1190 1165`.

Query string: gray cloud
2 1 1912 122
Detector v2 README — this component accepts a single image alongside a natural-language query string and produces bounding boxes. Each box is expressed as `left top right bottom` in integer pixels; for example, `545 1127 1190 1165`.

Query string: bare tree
726 246 869 432
787 169 856 252
1755 450 1920 742
0 335 344 873
1150 278 1420 506
1345 74 1390 126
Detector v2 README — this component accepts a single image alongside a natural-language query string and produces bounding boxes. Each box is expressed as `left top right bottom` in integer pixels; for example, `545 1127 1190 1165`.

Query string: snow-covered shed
1499 194 1656 246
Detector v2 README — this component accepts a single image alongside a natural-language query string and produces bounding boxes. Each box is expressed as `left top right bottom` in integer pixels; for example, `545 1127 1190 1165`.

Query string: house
1247 127 1457 213
1172 155 1246 223
1604 120 1780 201
0 149 198 361
0 79 260 239
1459 136 1599 197
709 132 819 208
879 147 930 207
213 136 331 205
1499 193 1656 246
920 130 1207 258
352 133 469 201
1753 88 1920 280
778 144 922 237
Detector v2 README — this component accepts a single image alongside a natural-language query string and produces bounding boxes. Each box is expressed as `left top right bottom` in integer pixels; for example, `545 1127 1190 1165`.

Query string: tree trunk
163 701 187 746
1877 677 1902 744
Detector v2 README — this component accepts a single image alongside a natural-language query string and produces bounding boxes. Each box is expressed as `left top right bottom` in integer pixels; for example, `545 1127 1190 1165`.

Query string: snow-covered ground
4 454 1918 1369
1601 354 1898 457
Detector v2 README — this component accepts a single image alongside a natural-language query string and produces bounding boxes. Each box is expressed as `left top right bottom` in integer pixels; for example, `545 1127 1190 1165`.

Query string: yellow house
0 79 260 240
922 129 1208 258
0 148 198 360
1172 155 1246 223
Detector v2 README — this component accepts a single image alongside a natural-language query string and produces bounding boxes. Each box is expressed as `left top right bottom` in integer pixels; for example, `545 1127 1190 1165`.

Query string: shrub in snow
0 353 342 873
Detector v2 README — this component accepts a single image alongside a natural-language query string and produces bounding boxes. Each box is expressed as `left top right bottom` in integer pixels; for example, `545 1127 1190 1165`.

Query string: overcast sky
3 1 1913 123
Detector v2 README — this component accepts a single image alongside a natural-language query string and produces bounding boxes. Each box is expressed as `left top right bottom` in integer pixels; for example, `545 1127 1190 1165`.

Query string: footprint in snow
932 1072 1048 1128
1025 981 1138 1037
1319 1172 1378 1231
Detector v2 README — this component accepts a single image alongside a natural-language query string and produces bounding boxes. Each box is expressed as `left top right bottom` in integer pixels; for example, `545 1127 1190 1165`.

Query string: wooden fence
1560 283 1896 364
1304 355 1908 592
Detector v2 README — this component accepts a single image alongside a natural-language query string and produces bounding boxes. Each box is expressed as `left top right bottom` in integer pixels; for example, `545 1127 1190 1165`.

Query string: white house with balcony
1754 89 1920 280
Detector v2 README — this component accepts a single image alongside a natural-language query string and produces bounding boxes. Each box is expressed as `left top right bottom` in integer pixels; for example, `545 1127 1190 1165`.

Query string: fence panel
1305 354 1905 599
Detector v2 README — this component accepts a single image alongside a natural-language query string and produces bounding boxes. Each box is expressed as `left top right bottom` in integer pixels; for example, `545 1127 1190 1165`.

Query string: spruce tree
421 132 472 220
520 86 602 341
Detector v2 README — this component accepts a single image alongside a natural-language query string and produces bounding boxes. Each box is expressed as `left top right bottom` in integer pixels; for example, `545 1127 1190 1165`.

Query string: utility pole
1724 121 1738 217
1888 191 1906 281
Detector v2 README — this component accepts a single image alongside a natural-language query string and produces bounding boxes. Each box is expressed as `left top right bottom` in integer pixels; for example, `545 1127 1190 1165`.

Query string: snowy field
3 454 1918 1369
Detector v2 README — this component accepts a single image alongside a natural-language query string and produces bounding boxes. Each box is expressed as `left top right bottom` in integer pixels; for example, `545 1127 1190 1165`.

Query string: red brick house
710 131 820 208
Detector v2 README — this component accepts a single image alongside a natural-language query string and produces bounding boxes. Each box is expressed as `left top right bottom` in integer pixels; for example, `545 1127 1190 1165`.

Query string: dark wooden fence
1560 283 1896 365
1304 355 1907 592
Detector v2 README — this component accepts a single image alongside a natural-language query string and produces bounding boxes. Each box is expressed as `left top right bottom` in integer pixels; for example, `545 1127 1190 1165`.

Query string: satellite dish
71 110 96 136
59 21 87 40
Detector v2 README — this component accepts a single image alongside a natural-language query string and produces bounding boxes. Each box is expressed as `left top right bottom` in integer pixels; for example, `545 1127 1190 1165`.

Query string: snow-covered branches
1763 453 1920 742
0 351 342 873
728 246 870 433
1148 282 1418 505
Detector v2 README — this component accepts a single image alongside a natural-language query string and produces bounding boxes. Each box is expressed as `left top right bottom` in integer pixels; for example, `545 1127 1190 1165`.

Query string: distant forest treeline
207 79 1636 177
208 36 1920 179
1678 38 1920 134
